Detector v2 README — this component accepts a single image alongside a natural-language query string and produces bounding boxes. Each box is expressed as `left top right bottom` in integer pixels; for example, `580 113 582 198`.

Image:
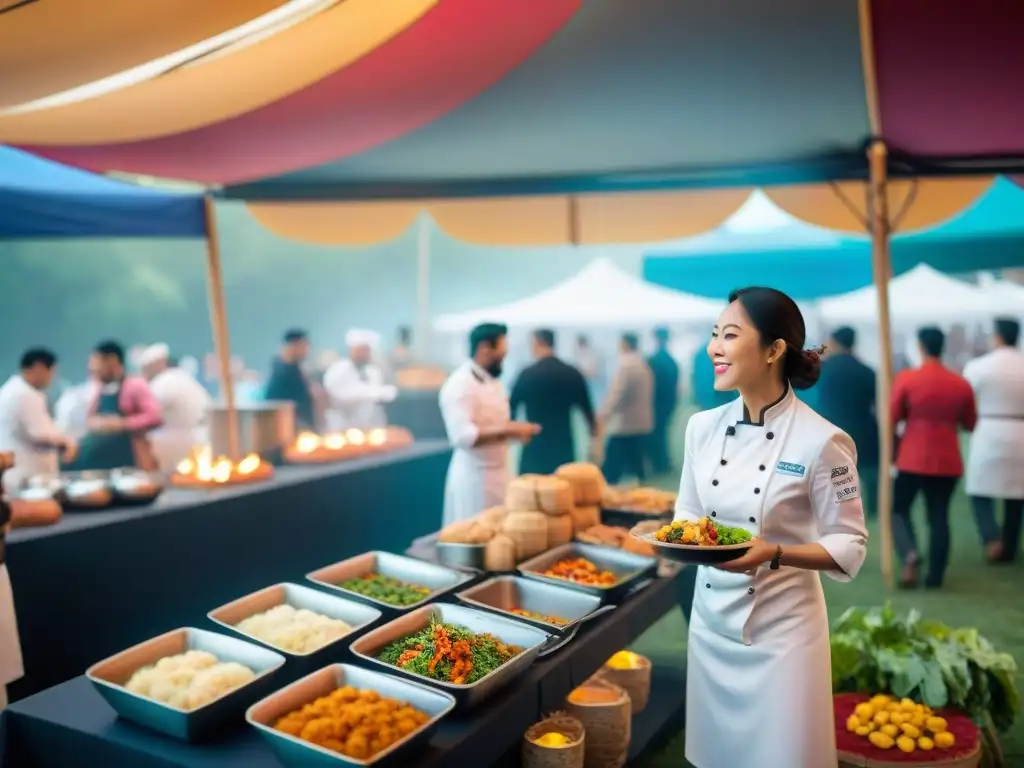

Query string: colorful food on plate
533 731 572 748
235 604 353 654
377 619 522 685
654 517 753 546
605 650 644 670
540 557 619 587
602 486 676 513
510 608 570 626
845 694 955 752
273 685 430 760
124 650 255 710
338 573 432 606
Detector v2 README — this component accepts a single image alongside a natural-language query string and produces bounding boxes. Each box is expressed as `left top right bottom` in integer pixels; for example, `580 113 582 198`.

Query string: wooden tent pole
202 194 240 459
867 141 895 591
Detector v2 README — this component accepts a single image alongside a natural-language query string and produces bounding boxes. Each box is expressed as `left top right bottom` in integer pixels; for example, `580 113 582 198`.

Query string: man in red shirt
891 326 977 588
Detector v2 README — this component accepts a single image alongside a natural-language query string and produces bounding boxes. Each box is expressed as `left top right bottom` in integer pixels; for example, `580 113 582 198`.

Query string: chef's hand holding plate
714 538 775 574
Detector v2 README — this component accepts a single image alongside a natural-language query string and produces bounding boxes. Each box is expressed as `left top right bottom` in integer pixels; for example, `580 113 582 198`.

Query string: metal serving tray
86 627 285 742
307 551 474 612
349 602 552 710
456 575 604 633
517 542 658 603
247 663 456 767
208 583 381 675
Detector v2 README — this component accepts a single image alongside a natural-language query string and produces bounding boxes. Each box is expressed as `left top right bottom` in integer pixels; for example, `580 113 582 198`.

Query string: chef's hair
469 323 508 355
621 332 639 350
995 317 1019 346
728 287 820 390
831 326 856 350
93 340 125 364
20 347 57 369
533 329 556 348
283 329 308 344
917 326 945 358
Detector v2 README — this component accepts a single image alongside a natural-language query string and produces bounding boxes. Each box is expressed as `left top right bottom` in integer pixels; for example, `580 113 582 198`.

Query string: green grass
569 409 1024 765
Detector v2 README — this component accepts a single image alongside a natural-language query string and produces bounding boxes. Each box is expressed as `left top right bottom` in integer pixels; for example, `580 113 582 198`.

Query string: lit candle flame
237 454 260 475
323 433 346 450
295 432 320 454
175 446 266 483
345 429 366 446
368 428 387 446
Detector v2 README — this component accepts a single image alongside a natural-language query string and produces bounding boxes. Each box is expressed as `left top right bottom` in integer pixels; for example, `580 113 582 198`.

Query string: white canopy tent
977 273 1024 313
434 257 724 332
818 264 1018 326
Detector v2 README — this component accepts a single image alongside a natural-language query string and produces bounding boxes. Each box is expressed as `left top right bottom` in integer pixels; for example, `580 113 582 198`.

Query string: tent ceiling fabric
764 177 996 234
26 0 581 184
872 0 1024 162
0 0 287 108
0 0 437 145
246 202 421 246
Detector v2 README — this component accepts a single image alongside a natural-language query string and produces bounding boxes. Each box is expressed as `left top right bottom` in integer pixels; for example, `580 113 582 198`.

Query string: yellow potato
881 724 899 738
886 701 901 713
873 711 890 726
869 731 895 749
897 735 916 753
869 694 891 708
935 731 955 749
889 712 905 726
910 713 925 728
918 736 934 751
854 703 875 720
855 725 872 736
901 723 921 739
926 716 948 733
846 714 861 732
900 698 917 712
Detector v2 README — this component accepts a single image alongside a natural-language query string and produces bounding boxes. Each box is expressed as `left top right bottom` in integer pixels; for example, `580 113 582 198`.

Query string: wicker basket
565 678 631 768
523 713 585 768
597 653 652 714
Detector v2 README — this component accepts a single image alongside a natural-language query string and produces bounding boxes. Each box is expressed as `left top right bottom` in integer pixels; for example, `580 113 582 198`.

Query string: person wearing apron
69 384 138 470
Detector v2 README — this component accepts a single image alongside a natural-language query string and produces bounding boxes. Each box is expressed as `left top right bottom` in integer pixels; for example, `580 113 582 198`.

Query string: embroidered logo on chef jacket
830 465 849 479
775 461 806 477
835 485 860 503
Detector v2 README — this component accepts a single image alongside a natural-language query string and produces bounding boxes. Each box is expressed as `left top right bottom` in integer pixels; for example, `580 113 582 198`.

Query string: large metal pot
208 402 295 457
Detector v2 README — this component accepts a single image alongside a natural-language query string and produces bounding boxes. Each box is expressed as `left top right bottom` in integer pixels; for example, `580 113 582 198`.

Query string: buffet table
1 568 686 768
6 441 452 699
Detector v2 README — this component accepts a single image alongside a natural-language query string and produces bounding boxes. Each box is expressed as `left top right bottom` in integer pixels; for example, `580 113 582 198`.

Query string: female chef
676 287 868 768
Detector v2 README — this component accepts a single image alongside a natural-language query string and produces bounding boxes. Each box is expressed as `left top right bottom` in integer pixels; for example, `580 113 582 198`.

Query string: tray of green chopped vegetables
349 602 552 709
306 551 474 612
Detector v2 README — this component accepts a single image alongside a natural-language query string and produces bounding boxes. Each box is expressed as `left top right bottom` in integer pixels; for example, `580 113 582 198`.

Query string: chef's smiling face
707 300 784 392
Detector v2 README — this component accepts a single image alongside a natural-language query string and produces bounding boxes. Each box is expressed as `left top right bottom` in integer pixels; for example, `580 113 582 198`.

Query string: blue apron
66 386 137 471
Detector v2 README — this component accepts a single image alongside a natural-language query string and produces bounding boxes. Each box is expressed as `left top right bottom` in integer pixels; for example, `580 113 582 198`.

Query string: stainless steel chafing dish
109 468 165 505
60 470 114 508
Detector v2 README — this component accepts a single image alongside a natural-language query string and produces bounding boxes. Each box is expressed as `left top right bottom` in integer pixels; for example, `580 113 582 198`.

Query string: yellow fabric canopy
244 178 996 246
0 0 436 145
0 0 287 109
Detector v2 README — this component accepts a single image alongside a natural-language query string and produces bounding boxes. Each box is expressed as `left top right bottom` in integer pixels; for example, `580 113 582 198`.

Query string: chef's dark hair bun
727 286 821 391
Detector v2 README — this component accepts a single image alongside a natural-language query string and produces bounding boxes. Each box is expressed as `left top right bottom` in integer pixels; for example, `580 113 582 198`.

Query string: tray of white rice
209 583 381 676
86 627 284 742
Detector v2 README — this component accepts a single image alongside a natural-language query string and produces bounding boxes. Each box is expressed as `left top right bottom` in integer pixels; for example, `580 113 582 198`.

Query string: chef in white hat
139 343 212 471
322 330 397 431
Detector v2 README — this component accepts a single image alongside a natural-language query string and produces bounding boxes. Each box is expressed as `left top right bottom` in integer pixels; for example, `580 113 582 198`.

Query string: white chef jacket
676 386 868 768
54 382 93 441
148 367 212 472
962 347 1024 499
322 359 394 432
0 375 64 492
439 361 511 527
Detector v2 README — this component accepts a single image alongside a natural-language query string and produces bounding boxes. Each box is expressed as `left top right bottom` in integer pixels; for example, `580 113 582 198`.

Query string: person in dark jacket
263 329 315 430
646 327 680 474
510 329 595 474
812 327 879 517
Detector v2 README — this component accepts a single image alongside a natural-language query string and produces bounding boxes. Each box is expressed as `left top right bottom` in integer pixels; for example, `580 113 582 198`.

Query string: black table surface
2 570 683 768
6 441 452 699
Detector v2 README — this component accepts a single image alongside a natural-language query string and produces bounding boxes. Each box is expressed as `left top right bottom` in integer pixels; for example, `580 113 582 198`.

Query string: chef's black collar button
754 488 761 494
749 516 756 523
705 583 711 589
759 464 766 471
766 431 774 440
725 426 736 436
710 511 717 517
712 479 719 486
720 459 727 466
747 587 755 595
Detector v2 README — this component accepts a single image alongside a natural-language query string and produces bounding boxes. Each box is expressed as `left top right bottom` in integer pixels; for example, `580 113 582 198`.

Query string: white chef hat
138 343 170 367
345 329 380 348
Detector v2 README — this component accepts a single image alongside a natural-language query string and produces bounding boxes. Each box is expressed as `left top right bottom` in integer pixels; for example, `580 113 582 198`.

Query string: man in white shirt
322 330 398 431
139 343 213 472
0 348 77 491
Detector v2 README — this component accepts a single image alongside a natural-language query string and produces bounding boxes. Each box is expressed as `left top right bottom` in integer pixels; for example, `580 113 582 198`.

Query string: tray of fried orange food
247 663 454 766
517 542 658 603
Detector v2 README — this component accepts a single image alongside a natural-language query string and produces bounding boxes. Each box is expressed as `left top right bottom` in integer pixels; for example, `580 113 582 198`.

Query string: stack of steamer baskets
504 474 578 553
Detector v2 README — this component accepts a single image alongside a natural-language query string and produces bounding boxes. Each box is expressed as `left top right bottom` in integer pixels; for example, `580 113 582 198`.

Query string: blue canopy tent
0 147 243 456
643 177 1024 299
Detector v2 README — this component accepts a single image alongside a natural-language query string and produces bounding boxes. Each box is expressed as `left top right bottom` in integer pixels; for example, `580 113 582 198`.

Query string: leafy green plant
831 603 1019 733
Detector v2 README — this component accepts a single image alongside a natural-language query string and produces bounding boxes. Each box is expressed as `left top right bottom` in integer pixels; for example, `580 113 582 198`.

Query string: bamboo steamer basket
523 713 585 768
478 505 508 527
570 505 602 532
501 510 550 560
506 475 575 515
565 678 631 768
546 513 575 548
484 534 517 572
597 653 652 714
555 462 606 506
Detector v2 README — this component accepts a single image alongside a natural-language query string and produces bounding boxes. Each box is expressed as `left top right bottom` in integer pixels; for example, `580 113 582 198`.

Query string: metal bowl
435 541 486 571
209 583 381 674
306 551 474 613
247 663 455 767
86 627 285 742
109 468 165 505
13 474 63 502
630 531 753 564
455 575 604 633
349 602 551 709
60 470 114 509
517 542 658 603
